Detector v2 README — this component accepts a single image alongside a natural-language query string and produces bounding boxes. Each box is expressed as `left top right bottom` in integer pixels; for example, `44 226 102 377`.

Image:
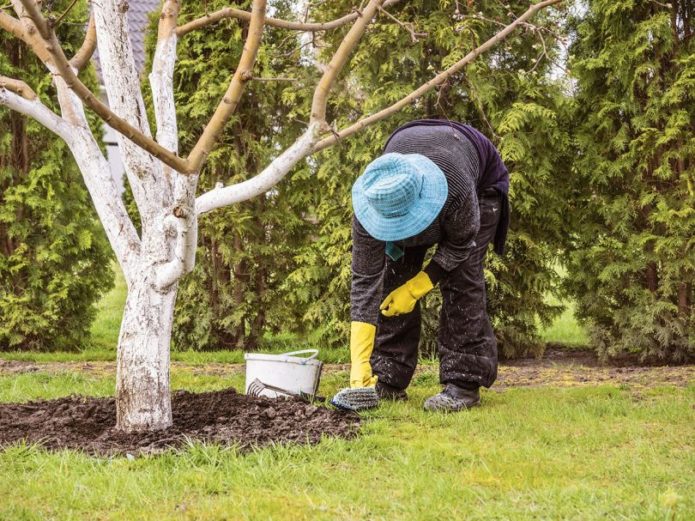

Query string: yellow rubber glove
349 321 378 388
380 271 434 317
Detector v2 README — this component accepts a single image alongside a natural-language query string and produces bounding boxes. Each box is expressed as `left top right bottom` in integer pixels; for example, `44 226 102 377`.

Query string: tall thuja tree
286 0 572 356
0 1 112 351
159 0 313 350
566 0 694 361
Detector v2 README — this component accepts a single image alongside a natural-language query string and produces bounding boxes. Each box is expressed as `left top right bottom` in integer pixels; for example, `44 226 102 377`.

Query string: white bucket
244 349 323 398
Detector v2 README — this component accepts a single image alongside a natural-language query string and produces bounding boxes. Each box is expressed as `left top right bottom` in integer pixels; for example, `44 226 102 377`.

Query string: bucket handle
282 349 319 361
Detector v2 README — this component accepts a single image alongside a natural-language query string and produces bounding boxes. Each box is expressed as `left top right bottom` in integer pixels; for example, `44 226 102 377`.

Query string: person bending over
332 119 509 412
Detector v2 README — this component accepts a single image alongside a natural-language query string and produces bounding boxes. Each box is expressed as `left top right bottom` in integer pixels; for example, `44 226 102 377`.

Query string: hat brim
352 154 448 242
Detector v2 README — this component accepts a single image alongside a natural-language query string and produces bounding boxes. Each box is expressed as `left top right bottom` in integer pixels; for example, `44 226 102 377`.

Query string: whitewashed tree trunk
116 272 176 430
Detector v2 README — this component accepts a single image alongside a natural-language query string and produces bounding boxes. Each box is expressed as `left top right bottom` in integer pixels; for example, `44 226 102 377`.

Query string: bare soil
0 349 692 457
0 388 359 457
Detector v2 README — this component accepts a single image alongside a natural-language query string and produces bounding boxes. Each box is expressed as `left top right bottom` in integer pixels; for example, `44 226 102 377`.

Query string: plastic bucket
244 349 323 398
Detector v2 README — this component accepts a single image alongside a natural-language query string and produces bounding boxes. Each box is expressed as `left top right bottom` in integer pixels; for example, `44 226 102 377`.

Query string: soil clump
0 388 359 457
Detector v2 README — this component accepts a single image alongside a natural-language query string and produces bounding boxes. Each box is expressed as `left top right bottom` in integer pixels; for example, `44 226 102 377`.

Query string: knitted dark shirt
351 120 510 325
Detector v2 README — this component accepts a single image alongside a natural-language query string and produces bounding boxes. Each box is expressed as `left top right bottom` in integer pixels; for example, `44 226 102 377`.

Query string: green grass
0 368 693 520
541 300 590 347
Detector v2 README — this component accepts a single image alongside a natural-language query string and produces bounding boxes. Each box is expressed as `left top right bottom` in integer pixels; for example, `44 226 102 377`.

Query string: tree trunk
116 272 177 431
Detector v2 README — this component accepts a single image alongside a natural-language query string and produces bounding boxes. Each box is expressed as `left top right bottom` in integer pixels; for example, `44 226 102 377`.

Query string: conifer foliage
0 2 112 350
566 0 694 361
168 0 313 350
285 0 571 356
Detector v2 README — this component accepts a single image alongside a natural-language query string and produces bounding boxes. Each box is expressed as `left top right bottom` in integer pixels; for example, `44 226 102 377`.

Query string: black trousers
370 190 501 390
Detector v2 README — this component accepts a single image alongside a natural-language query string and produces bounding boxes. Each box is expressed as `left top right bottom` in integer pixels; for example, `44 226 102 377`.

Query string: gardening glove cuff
380 271 434 317
349 321 378 388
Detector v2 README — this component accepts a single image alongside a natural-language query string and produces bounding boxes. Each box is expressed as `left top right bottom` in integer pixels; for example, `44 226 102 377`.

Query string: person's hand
349 321 378 388
380 271 434 317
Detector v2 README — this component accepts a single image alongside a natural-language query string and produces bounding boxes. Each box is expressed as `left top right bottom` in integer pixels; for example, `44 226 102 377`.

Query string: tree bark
116 271 176 431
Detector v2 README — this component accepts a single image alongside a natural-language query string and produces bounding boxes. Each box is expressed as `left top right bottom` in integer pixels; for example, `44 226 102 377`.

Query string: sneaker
375 381 408 401
423 384 480 412
331 387 379 411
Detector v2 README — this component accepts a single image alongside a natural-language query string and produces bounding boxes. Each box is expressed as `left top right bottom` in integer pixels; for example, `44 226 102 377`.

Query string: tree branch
185 0 267 172
0 8 24 39
151 0 199 288
313 0 563 152
51 73 143 286
14 0 189 173
68 13 95 71
377 4 426 42
0 74 37 99
155 212 197 289
151 0 180 155
195 123 319 215
175 0 402 36
311 0 386 126
0 7 50 63
0 84 71 142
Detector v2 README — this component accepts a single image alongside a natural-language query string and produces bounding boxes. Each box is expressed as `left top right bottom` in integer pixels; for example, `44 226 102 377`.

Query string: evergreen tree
566 0 694 361
166 0 315 350
0 1 113 351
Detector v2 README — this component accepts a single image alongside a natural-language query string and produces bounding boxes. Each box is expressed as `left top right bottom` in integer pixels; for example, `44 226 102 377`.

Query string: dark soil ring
0 388 360 457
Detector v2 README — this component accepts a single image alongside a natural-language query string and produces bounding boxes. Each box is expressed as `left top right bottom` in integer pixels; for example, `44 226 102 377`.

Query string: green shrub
566 0 694 362
0 2 113 351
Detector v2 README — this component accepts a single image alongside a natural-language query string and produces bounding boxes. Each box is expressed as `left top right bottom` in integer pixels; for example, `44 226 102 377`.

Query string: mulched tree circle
0 388 359 457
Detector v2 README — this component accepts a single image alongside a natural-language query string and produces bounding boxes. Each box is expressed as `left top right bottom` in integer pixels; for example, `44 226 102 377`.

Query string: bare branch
311 0 386 126
0 84 71 142
377 4 426 42
0 8 24 39
68 13 95 71
185 0 267 172
0 74 36 99
195 123 319 215
313 0 563 152
0 8 50 62
45 69 143 286
151 0 180 154
176 0 402 36
15 0 190 173
53 0 79 28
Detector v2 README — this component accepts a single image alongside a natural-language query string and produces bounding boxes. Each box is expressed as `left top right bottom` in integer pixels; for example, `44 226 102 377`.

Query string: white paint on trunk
116 273 175 430
93 0 160 213
195 124 319 215
0 88 72 142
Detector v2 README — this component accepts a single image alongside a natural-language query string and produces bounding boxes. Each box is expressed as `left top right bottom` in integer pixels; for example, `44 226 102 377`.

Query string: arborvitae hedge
566 0 694 361
162 0 315 350
0 2 113 351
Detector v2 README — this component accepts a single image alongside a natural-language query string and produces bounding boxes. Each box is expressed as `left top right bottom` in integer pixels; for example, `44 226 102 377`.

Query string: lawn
1 269 693 520
0 366 693 520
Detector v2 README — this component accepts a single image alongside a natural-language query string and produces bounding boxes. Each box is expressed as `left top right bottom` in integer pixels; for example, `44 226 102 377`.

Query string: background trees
0 1 112 351
166 0 313 351
566 0 694 361
283 0 572 357
1 0 691 366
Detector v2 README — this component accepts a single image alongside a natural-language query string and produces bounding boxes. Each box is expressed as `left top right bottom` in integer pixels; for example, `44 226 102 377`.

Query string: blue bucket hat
352 153 448 241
